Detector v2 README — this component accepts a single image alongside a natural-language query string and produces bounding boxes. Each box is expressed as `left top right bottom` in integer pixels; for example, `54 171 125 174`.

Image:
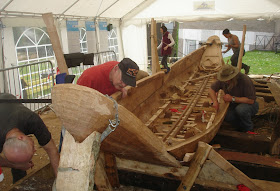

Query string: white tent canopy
1 0 280 21
1 0 280 70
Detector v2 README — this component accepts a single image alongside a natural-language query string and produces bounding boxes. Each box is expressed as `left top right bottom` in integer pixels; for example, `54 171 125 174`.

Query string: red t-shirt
77 61 119 95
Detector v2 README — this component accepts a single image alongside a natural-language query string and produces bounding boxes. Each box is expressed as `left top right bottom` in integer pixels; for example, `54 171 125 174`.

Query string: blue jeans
224 101 259 132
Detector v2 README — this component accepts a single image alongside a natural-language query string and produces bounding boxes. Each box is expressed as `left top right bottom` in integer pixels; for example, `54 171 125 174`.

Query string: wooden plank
268 82 280 106
145 101 171 127
217 150 280 168
95 155 113 191
116 156 280 191
213 129 271 153
104 153 120 188
255 87 271 93
177 142 212 191
193 107 216 112
252 79 269 87
42 13 69 74
208 147 264 191
237 25 246 71
56 131 101 191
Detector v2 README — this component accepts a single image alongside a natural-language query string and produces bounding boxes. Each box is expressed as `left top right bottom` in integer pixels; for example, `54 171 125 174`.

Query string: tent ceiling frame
61 0 80 15
0 10 120 21
121 0 155 21
0 0 14 12
97 0 119 17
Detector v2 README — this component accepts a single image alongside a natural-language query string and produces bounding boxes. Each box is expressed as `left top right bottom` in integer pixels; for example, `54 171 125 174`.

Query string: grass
223 50 280 75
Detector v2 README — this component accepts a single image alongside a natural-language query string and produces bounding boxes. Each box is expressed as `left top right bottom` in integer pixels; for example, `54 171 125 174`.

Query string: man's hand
121 88 127 98
223 94 233 102
212 101 219 111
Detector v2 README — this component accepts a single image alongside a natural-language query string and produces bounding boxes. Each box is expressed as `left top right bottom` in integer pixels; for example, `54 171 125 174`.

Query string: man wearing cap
209 64 259 132
0 93 59 183
77 58 139 98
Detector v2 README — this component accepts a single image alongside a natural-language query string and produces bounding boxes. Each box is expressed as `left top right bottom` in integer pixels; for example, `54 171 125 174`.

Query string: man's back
77 61 119 95
0 93 51 152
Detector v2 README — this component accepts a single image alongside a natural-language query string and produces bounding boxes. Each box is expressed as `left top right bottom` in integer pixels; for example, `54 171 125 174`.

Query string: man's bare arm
42 139 60 177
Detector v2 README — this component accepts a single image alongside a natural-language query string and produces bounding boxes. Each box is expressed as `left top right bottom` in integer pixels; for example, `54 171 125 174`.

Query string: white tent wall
121 23 148 71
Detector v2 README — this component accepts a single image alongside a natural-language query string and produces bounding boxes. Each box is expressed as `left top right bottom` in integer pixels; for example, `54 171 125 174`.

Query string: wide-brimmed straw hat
217 64 239 81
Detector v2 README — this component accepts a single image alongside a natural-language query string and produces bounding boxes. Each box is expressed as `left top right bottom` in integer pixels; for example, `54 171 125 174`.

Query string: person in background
222 28 250 74
0 93 59 183
157 25 175 74
77 58 139 98
209 64 259 132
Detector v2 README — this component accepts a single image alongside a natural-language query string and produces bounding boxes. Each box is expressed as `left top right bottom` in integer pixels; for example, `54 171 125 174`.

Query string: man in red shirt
77 58 139 98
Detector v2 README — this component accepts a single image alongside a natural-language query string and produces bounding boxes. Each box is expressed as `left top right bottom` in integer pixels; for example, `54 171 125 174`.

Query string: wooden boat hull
112 35 227 160
52 35 227 164
52 84 180 167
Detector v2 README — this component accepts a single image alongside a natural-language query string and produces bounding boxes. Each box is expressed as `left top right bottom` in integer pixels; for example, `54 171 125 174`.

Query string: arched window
15 27 54 64
108 28 119 60
14 27 55 105
79 28 88 53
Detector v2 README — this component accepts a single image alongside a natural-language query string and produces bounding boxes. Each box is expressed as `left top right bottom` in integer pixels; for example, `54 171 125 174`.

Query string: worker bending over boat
209 65 259 132
77 57 139 98
57 58 140 151
0 93 59 183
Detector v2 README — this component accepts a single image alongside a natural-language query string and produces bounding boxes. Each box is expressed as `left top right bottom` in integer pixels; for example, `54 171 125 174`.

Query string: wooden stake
42 13 69 74
151 18 160 74
56 130 101 191
237 25 246 71
177 142 212 191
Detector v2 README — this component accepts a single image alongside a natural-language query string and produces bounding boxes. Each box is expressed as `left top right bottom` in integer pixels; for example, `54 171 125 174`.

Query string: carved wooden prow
52 84 117 191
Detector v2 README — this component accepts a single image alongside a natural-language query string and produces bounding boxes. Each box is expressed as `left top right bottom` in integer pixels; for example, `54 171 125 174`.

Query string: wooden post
177 142 212 191
42 13 69 74
151 18 160 74
237 25 246 71
56 130 101 191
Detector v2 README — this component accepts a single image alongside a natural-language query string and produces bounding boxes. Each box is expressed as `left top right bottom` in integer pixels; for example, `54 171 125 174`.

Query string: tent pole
0 19 6 92
117 20 125 60
237 25 246 71
94 17 102 64
151 18 160 74
42 13 69 74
